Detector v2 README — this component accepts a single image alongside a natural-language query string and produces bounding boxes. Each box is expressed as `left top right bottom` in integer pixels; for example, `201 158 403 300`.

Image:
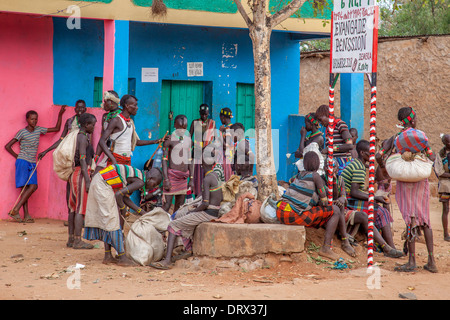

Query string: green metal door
93 77 103 108
236 83 255 136
160 80 211 136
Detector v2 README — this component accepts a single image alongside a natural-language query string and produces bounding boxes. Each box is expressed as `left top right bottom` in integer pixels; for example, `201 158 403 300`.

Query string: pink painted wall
103 20 115 93
0 13 105 221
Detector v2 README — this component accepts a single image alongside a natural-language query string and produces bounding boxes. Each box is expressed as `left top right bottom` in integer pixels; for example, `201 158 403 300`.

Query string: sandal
394 264 417 273
67 236 74 248
72 240 94 249
8 211 22 223
172 251 193 262
23 216 35 223
149 261 172 270
423 264 438 273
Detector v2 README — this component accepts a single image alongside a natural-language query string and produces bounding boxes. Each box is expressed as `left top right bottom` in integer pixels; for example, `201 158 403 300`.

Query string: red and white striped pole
327 12 336 205
367 6 380 269
367 79 377 268
327 74 338 205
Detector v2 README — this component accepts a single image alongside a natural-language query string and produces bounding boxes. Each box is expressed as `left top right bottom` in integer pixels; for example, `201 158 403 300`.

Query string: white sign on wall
187 62 203 77
142 68 158 82
331 0 377 73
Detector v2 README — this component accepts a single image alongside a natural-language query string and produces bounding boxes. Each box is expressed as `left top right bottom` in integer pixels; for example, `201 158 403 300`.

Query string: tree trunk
249 4 278 201
234 0 306 201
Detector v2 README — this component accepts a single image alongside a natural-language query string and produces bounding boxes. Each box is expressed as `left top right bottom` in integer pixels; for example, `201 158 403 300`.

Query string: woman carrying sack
377 107 437 273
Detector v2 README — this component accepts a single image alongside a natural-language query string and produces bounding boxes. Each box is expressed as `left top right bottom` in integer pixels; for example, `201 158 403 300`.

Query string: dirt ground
1 197 449 301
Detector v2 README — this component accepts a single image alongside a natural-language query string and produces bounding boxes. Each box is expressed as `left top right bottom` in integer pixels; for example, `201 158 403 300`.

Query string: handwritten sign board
331 0 377 73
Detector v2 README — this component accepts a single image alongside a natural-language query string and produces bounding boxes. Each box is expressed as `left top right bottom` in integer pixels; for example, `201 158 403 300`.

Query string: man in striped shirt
342 140 400 254
5 106 66 222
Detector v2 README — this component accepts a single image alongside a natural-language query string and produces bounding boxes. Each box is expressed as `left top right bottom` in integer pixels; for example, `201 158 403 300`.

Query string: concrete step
192 222 306 258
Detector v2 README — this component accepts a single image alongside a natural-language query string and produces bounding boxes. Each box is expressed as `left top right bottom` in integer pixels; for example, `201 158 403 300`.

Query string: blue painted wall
52 17 104 107
340 73 364 141
113 20 130 98
52 18 301 181
128 22 300 181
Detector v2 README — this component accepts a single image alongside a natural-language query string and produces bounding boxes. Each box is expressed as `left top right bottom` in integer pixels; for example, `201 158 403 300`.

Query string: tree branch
233 0 253 27
270 0 306 28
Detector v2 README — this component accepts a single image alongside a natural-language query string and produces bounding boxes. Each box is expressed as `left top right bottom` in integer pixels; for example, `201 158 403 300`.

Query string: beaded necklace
119 113 132 128
306 130 321 140
105 108 121 122
204 164 217 177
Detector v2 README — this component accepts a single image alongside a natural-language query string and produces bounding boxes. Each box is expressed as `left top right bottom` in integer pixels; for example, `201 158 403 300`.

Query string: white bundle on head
101 91 120 109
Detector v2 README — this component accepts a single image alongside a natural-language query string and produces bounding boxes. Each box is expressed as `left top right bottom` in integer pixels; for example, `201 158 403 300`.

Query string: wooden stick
148 131 169 162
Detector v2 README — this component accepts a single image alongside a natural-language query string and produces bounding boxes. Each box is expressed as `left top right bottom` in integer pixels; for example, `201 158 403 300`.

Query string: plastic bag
260 194 280 224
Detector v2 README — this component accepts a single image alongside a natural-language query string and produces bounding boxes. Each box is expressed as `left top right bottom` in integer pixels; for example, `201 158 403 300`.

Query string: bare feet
116 254 136 267
341 242 356 258
318 246 339 260
102 253 117 265
383 245 404 258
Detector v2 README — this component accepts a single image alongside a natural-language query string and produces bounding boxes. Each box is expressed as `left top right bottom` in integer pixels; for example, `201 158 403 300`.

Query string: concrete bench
192 222 305 258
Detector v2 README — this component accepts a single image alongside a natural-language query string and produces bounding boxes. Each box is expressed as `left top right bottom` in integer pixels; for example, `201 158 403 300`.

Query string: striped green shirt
341 158 366 193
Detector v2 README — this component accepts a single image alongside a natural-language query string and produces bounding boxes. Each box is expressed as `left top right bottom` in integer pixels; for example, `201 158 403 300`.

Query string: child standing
37 100 87 227
162 115 194 214
189 104 216 197
5 106 66 222
435 134 450 242
67 113 97 249
219 107 234 181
